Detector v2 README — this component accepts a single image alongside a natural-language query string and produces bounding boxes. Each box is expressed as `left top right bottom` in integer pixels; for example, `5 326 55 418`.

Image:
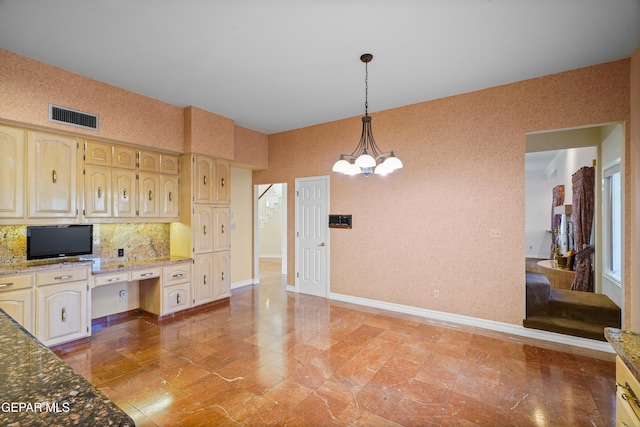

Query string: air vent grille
49 104 99 130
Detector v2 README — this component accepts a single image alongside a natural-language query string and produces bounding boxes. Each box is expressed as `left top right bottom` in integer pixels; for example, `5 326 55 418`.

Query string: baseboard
259 254 282 259
328 292 614 353
232 279 257 290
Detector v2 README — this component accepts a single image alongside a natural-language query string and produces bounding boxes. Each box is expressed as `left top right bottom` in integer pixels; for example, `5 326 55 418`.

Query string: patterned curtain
550 185 565 258
571 166 595 292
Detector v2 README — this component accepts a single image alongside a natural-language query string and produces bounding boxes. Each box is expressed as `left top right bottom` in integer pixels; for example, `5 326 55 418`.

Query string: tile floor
55 259 616 426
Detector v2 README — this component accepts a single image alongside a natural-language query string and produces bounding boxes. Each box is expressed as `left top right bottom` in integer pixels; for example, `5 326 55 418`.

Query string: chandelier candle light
332 53 403 176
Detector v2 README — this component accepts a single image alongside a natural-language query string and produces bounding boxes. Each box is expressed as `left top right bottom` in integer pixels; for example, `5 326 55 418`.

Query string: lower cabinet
213 251 230 301
36 280 89 347
0 288 34 335
163 283 190 315
193 254 214 306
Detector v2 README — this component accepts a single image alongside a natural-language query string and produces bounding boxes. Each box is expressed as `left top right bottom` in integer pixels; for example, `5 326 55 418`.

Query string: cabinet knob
123 188 128 199
0 283 14 288
177 294 180 304
98 186 102 198
52 170 57 184
203 175 207 186
61 307 66 322
221 177 225 187
148 190 153 201
168 191 172 202
203 274 207 285
221 224 225 234
221 272 225 281
203 225 207 235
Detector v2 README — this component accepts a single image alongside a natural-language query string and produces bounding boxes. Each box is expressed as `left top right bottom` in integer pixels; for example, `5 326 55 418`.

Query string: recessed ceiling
1 0 639 134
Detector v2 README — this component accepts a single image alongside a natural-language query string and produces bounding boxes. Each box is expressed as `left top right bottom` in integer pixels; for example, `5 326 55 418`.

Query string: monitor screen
26 225 93 260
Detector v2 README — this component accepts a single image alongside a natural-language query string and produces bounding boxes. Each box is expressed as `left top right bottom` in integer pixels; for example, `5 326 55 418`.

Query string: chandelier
332 53 403 176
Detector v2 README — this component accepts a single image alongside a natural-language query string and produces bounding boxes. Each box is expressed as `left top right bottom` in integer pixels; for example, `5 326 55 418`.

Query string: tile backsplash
0 223 170 263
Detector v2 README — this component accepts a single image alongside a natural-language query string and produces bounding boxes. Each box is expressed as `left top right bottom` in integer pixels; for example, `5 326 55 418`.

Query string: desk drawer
130 268 161 281
163 263 191 287
0 274 33 292
94 273 128 287
37 268 88 286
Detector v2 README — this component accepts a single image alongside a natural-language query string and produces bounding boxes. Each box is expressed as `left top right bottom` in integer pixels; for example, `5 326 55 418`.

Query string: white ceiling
1 0 639 134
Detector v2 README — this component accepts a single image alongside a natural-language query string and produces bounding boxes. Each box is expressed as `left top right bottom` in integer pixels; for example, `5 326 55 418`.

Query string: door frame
295 175 330 297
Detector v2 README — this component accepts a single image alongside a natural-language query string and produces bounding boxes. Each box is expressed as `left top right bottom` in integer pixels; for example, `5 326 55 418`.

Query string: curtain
571 166 595 292
550 185 565 258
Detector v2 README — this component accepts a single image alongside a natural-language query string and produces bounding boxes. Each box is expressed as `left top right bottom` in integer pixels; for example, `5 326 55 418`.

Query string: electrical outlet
118 248 124 257
119 290 127 302
489 229 502 239
433 290 440 299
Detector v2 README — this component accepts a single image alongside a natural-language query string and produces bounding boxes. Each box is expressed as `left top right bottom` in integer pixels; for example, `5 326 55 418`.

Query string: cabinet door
113 145 137 170
193 205 214 254
36 281 89 347
160 174 180 218
0 289 34 334
84 140 112 166
214 207 231 252
193 254 214 306
213 251 230 300
194 155 215 204
138 172 160 218
139 150 161 172
28 131 78 218
163 283 190 315
84 166 111 217
0 125 25 218
215 159 230 205
161 154 179 175
112 169 137 218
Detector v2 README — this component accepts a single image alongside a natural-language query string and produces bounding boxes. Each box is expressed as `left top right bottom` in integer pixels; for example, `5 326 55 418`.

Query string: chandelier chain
364 61 368 116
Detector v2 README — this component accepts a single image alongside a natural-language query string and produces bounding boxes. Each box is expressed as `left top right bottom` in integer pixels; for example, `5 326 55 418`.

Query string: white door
296 176 329 297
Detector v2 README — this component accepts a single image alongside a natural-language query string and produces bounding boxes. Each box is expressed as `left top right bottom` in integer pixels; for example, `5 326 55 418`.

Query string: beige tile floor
55 259 616 426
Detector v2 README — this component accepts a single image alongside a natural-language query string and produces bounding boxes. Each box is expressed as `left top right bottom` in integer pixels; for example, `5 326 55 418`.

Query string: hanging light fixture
333 53 403 177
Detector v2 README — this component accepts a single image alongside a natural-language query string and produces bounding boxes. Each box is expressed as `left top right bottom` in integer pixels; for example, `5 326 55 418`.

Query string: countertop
0 255 192 277
0 309 134 426
605 327 640 381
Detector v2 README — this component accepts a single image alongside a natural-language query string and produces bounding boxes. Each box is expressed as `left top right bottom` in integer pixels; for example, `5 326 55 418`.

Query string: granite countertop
605 327 640 381
0 310 134 426
0 256 192 277
89 255 191 275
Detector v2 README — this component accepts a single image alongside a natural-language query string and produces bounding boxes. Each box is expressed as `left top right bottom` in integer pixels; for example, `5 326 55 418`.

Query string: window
604 163 622 282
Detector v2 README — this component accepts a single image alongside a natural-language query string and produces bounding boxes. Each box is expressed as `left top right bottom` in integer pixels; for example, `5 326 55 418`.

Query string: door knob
320 242 325 247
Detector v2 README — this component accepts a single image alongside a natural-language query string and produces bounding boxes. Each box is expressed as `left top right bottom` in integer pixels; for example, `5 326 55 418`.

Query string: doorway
295 176 329 298
254 183 287 284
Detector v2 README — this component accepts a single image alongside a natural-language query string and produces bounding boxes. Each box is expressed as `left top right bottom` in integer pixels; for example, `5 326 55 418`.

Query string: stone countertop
0 309 134 426
0 255 192 277
605 327 640 381
89 255 191 275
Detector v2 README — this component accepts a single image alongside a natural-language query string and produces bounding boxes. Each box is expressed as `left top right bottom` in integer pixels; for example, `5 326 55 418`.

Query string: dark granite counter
605 327 640 382
0 310 134 426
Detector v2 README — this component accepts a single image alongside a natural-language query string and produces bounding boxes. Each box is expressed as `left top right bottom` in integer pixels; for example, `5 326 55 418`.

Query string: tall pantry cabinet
171 155 231 307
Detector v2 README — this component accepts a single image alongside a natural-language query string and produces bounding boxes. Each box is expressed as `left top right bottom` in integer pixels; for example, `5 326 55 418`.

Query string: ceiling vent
49 104 99 130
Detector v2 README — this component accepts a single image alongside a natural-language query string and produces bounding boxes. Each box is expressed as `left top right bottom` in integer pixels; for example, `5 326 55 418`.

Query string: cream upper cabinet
138 172 160 218
160 174 180 218
194 155 215 204
0 125 25 218
161 154 179 175
112 169 137 217
28 131 78 218
213 207 230 252
213 251 230 301
215 159 230 205
84 141 112 166
113 145 137 170
84 165 111 218
139 150 161 173
193 205 214 254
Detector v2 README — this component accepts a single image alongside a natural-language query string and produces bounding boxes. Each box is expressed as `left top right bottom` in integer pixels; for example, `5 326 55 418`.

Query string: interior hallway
55 258 616 425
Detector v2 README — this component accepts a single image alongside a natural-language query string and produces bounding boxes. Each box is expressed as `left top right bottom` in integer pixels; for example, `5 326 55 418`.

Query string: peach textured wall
254 59 631 326
233 125 269 169
184 106 234 159
0 49 184 152
630 47 640 331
